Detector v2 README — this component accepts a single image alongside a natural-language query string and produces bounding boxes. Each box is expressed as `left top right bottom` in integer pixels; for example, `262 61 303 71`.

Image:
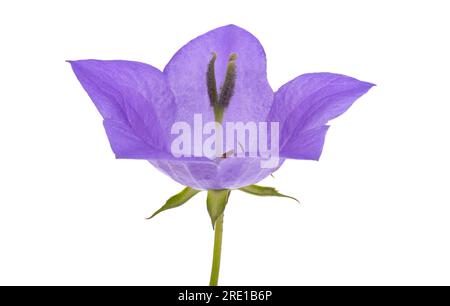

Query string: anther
218 53 237 108
206 52 218 107
206 52 238 123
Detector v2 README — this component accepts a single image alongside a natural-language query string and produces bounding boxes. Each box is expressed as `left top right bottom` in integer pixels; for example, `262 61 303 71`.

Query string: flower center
207 52 237 123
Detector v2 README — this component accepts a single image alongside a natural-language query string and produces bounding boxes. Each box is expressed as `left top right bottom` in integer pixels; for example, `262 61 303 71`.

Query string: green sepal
207 189 231 228
147 187 201 219
238 185 299 203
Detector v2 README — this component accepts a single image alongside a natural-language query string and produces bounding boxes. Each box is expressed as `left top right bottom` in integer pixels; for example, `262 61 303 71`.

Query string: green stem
209 213 224 286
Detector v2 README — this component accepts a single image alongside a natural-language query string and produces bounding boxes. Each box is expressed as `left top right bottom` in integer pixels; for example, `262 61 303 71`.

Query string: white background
1 0 449 285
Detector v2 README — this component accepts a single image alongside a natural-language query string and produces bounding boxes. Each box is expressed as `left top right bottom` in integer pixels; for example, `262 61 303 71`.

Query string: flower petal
150 157 282 190
267 73 374 160
164 25 273 125
279 125 330 160
69 60 177 159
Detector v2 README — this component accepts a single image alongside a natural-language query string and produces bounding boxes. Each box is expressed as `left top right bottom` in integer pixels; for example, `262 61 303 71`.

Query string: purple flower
69 25 373 191
69 25 374 285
